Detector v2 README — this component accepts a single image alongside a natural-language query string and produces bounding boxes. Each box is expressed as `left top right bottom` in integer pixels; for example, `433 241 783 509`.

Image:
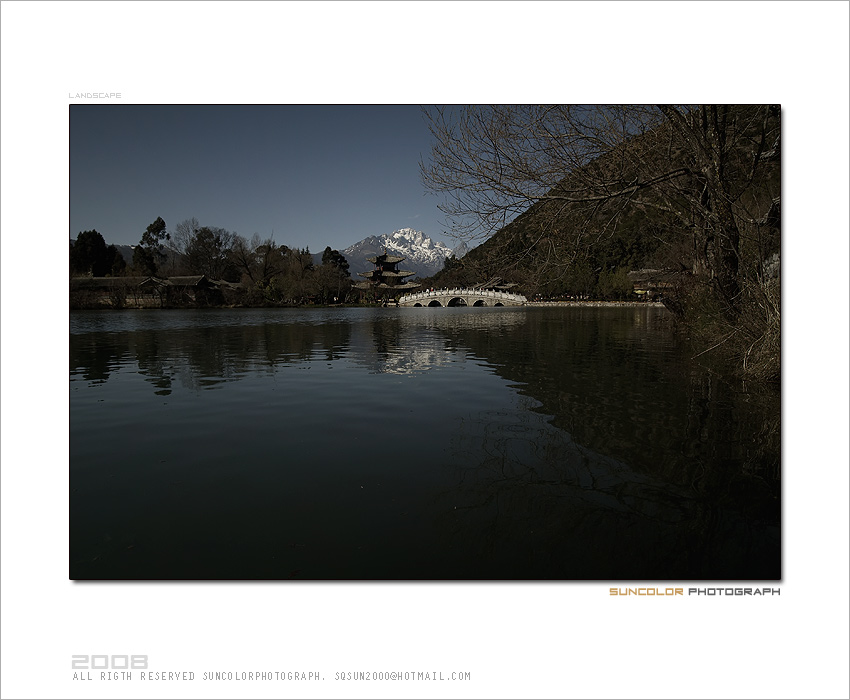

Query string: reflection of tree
414 306 780 578
436 402 779 579
70 334 128 384
71 317 352 394
251 320 351 369
435 307 779 487
133 331 176 395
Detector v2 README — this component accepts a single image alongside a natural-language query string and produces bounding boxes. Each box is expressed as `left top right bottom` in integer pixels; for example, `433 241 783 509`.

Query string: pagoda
354 250 420 299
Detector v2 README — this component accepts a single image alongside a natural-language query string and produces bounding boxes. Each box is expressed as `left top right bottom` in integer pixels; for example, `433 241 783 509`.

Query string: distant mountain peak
342 228 454 279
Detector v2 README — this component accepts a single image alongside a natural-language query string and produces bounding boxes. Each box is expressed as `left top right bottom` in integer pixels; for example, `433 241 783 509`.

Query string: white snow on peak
343 228 457 278
379 229 451 265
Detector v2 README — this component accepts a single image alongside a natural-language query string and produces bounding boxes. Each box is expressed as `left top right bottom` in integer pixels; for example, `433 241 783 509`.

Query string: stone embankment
524 301 666 308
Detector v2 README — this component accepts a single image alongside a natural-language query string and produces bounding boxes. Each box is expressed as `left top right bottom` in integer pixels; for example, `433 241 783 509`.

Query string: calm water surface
70 306 780 579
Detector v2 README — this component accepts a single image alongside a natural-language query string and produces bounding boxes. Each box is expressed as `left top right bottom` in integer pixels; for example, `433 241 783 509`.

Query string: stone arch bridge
399 288 527 307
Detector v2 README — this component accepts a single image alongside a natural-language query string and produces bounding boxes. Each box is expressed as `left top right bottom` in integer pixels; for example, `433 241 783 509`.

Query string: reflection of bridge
399 288 528 307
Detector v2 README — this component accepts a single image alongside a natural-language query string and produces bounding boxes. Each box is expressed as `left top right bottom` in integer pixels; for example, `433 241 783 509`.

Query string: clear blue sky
70 105 450 252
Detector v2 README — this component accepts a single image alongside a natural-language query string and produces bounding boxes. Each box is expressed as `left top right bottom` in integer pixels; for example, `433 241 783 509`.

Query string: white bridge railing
399 288 527 306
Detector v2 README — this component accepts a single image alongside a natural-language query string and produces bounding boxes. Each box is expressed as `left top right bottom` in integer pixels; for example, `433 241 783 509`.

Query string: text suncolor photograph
70 104 780 581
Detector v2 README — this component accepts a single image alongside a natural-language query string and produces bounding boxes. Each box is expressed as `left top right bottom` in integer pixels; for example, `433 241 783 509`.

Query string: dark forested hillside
420 105 780 379
425 106 779 296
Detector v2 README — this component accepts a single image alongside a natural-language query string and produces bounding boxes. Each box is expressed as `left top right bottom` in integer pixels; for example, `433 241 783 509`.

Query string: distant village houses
627 269 677 301
70 275 241 309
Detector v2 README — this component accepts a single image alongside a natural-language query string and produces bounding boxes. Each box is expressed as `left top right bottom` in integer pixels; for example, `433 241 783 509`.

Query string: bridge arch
398 288 527 308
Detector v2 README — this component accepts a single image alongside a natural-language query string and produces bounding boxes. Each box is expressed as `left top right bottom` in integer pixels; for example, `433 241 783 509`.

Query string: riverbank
523 301 666 308
71 300 669 311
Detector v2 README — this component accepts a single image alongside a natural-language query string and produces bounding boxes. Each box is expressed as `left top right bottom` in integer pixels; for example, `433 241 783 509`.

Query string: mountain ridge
339 228 457 279
97 230 467 280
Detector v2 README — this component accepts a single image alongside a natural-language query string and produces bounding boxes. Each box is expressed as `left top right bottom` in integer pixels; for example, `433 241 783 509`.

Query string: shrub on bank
682 275 780 384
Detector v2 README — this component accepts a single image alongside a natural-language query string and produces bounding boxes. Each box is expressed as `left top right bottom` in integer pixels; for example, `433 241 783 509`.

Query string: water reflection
436 401 778 579
71 314 354 391
70 307 780 579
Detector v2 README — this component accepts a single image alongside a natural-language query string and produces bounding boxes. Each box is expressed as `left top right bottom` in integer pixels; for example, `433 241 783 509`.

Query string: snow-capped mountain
341 228 456 279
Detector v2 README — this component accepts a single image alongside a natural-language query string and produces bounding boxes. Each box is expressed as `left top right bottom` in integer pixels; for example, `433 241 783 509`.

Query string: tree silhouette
70 229 126 277
135 216 170 275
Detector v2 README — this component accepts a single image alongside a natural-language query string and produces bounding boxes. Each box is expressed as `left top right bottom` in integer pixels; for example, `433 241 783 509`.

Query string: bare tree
185 226 237 280
420 105 780 316
230 234 287 285
171 217 201 256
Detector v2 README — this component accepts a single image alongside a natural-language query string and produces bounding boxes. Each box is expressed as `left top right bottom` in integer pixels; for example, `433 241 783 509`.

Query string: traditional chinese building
69 275 232 308
354 251 419 301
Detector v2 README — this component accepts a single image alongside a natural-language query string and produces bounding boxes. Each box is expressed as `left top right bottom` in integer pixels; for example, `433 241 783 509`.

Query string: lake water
70 306 780 580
